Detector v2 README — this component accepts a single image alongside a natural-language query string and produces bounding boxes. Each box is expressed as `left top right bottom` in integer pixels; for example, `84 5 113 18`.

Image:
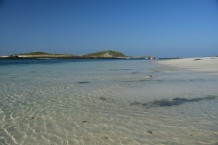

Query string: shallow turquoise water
0 59 218 145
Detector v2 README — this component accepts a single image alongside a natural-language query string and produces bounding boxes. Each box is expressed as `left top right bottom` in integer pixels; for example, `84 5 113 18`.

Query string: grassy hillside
18 52 52 55
12 51 76 58
85 50 126 57
1 50 127 59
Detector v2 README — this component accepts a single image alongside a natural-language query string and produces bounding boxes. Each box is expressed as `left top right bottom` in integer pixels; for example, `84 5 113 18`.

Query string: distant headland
0 50 157 60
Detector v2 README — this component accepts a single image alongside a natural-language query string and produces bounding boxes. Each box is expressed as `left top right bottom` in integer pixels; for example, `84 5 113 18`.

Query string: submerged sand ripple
0 59 218 145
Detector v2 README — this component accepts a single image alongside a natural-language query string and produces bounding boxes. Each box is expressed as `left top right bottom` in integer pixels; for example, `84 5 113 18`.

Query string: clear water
0 59 218 145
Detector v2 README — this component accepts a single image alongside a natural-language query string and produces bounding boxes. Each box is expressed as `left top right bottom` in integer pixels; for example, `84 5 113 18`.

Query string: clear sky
0 0 218 57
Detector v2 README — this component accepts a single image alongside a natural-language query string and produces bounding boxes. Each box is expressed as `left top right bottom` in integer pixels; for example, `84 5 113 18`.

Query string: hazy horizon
0 0 218 57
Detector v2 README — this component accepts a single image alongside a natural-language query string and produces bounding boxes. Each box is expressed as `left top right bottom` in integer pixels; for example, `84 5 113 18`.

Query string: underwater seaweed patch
130 95 218 108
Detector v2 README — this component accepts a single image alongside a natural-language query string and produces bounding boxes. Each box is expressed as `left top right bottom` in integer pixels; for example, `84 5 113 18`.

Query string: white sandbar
157 57 218 75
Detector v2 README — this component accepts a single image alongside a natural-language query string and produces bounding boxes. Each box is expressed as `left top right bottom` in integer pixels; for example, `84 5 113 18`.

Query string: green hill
12 51 76 58
18 52 52 55
1 50 127 59
85 50 126 58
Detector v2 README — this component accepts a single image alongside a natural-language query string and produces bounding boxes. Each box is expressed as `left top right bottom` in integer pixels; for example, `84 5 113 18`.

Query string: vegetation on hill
15 52 76 57
84 50 126 57
17 50 126 57
0 50 134 59
18 52 52 55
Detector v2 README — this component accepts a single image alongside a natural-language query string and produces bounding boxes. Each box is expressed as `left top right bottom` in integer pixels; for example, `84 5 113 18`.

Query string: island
0 50 128 59
0 50 158 60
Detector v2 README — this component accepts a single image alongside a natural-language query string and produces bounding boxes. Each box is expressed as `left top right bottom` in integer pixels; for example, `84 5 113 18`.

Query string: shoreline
157 57 218 75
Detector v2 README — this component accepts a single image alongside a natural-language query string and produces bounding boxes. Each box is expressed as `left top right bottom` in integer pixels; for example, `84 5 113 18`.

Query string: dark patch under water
99 97 107 101
130 95 218 108
193 58 202 61
77 81 90 84
131 72 140 74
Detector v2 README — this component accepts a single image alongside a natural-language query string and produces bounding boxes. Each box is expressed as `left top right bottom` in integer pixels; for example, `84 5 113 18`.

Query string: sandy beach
157 57 218 75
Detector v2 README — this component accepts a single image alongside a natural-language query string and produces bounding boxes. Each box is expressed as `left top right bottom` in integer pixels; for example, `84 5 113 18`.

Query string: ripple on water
0 60 218 145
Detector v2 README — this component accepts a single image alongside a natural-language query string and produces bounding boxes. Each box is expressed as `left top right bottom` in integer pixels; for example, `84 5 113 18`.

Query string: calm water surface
0 59 218 145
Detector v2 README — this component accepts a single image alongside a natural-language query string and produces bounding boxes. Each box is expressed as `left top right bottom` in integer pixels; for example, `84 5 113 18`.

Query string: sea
0 59 218 145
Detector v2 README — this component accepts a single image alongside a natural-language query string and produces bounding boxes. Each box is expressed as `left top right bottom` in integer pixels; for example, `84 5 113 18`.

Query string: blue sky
0 0 218 57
